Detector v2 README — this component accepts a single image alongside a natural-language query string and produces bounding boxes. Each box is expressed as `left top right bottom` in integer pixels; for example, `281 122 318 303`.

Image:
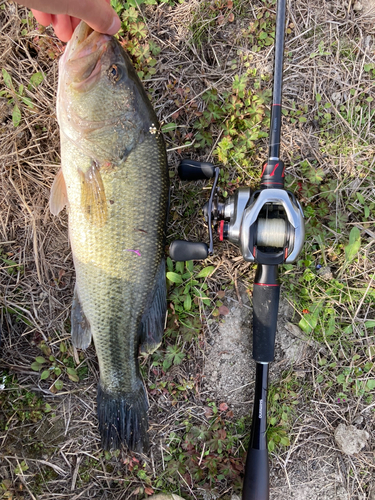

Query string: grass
0 0 375 498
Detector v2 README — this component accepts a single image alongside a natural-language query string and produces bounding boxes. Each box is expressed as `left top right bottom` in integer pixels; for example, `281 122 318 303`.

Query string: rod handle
169 240 208 261
252 283 280 362
242 448 269 500
178 159 216 181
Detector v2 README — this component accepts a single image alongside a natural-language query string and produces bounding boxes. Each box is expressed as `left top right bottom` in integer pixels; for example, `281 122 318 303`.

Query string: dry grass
0 0 375 499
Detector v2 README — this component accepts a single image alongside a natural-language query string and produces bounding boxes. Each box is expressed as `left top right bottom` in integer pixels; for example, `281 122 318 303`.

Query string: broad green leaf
161 122 176 133
344 227 361 263
35 356 46 364
29 71 44 88
40 370 50 380
176 261 184 274
21 96 33 108
356 193 365 205
66 367 78 378
31 361 42 371
366 380 375 391
365 320 375 329
166 272 183 284
45 403 52 413
68 373 80 382
186 260 194 272
2 68 13 89
184 294 192 311
280 436 290 446
12 104 21 127
54 380 63 391
166 256 174 272
196 266 215 278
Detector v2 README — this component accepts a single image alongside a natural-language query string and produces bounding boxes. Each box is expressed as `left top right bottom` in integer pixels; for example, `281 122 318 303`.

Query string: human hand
17 0 121 42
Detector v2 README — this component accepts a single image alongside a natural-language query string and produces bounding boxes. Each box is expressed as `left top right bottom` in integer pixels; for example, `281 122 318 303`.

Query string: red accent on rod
219 220 224 241
261 163 267 176
269 163 279 176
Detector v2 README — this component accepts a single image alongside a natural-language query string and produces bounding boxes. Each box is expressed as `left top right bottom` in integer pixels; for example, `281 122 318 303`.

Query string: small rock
353 1 363 10
353 415 364 425
334 423 369 455
332 92 342 105
317 266 333 280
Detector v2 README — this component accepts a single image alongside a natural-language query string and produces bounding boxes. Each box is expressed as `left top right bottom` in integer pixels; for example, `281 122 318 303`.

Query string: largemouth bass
50 22 169 452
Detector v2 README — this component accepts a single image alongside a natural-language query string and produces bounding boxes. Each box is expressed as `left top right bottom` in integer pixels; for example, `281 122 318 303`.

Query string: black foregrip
178 159 216 181
169 240 208 261
253 284 280 362
242 448 269 500
252 265 280 363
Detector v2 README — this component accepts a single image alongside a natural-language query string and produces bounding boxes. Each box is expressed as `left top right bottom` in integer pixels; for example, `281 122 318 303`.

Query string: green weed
30 341 87 393
0 373 54 432
0 69 43 127
111 0 164 79
162 402 245 491
267 372 303 452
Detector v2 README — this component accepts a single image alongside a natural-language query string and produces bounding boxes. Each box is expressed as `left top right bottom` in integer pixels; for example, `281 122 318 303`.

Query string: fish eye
108 64 121 83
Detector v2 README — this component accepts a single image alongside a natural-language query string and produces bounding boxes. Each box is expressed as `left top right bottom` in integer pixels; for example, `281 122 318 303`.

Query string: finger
65 0 121 35
24 0 121 36
31 9 52 27
51 14 75 43
71 17 81 32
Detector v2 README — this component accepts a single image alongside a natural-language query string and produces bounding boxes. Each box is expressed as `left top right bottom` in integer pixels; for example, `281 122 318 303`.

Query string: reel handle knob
169 240 209 261
178 159 216 181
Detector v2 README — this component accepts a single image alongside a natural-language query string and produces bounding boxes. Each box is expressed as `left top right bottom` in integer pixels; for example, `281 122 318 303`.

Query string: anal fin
71 285 92 349
139 258 167 355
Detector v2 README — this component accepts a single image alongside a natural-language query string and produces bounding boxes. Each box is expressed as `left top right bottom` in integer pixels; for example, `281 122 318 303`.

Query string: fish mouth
63 22 112 91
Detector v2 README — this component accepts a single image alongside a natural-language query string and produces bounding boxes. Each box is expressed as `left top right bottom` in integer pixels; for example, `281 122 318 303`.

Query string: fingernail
108 15 121 35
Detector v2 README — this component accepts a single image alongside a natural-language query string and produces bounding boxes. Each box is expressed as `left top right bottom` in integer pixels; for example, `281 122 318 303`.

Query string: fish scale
51 22 169 451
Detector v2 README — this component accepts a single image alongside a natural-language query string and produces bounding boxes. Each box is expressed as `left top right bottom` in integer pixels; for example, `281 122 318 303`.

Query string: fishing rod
169 0 304 498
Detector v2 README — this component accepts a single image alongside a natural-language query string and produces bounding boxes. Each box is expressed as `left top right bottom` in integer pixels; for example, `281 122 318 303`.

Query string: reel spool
256 218 287 248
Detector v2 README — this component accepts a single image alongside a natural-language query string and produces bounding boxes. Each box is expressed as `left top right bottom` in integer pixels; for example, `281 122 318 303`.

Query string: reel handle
170 160 219 261
178 159 216 181
169 240 208 262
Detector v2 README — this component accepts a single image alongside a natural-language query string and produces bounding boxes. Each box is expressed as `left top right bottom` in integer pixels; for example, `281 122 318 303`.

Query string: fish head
57 22 151 163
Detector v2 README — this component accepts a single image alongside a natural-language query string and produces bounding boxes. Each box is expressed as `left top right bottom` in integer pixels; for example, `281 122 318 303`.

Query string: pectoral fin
139 258 167 355
49 168 68 215
79 161 108 226
71 285 92 349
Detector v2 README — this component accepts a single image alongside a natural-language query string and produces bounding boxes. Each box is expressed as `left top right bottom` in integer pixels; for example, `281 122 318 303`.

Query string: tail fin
97 381 149 452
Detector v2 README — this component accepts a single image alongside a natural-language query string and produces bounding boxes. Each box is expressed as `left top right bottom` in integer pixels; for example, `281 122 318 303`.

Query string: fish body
51 22 169 451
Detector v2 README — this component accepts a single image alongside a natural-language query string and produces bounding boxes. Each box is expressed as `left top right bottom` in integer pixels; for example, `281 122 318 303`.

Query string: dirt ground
1 0 375 499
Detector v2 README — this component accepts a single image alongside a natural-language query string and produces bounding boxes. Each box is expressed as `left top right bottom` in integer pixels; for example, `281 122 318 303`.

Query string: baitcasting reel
169 159 305 265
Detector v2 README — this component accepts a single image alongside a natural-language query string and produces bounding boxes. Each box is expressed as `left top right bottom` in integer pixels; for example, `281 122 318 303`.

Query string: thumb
65 0 121 35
